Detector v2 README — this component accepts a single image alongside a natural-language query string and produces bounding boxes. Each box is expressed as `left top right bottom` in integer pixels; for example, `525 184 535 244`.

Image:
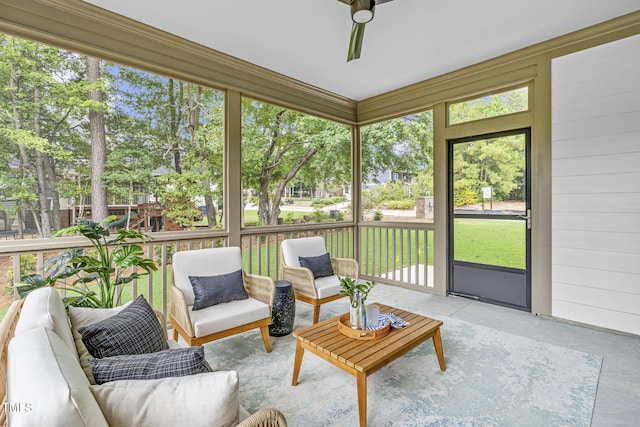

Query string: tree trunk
32 84 52 238
86 56 108 222
259 143 318 226
204 183 217 228
43 154 61 230
9 62 42 236
168 79 182 173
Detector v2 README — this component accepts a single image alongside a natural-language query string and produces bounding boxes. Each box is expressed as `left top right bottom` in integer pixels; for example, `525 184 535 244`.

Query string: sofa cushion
189 297 270 338
69 303 130 384
15 287 76 352
78 295 168 359
89 347 212 384
299 253 335 279
190 269 249 311
7 327 108 427
173 247 244 306
90 371 240 427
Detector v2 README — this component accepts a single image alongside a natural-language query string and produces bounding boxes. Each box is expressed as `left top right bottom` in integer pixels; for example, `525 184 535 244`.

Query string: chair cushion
173 247 244 306
315 275 341 299
299 253 335 278
281 236 327 267
189 298 270 338
78 295 168 359
190 269 248 311
15 287 76 353
90 371 240 427
89 347 212 384
7 327 109 427
69 302 131 384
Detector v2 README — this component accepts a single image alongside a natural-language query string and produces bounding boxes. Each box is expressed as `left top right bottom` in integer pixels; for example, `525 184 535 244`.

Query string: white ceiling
86 0 639 101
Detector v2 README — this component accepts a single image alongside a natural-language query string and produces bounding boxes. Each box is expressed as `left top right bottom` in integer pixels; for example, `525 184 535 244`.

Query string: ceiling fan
337 0 395 62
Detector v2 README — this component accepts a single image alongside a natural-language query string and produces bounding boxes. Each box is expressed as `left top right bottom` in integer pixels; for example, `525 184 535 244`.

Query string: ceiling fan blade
336 0 352 4
347 22 366 62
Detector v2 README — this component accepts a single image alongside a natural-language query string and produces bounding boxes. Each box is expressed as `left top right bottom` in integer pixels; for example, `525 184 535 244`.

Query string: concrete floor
366 284 640 427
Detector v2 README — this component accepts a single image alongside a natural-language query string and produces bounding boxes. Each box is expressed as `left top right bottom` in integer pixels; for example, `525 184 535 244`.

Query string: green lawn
453 218 525 269
243 209 315 226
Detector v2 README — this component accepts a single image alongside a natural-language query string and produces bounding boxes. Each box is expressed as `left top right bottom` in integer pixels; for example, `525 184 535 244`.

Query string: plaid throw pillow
78 295 169 358
89 347 212 385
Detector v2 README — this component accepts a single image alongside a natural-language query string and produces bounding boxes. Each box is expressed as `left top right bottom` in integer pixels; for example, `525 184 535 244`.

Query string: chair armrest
243 272 276 309
281 264 318 299
170 285 194 337
0 299 24 427
332 257 359 280
154 310 168 340
237 408 288 427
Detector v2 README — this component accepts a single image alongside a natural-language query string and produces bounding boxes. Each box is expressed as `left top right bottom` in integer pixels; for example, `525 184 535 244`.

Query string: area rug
203 303 602 427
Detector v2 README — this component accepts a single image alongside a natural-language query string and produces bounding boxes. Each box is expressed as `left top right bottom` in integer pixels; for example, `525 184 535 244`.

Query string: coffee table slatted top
293 303 443 375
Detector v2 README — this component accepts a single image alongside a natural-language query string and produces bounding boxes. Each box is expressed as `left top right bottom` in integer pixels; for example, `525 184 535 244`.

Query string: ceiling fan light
351 0 375 24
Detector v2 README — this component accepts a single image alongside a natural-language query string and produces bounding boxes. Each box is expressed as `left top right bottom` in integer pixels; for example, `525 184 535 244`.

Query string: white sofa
0 287 287 427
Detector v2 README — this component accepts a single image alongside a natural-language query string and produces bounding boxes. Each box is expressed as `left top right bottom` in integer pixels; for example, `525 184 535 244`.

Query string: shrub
312 209 327 222
153 244 175 266
454 187 479 207
373 210 383 221
310 196 346 207
387 199 415 210
5 254 37 294
284 212 295 224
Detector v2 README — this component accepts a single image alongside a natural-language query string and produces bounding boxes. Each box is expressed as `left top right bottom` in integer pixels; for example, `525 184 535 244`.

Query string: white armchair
170 247 275 352
280 236 358 323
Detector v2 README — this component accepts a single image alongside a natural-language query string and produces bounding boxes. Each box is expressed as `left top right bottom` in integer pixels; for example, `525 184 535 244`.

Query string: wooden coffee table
291 303 445 426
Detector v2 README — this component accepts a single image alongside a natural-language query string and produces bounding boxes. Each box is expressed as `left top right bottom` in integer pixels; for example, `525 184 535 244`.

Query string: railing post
226 90 242 248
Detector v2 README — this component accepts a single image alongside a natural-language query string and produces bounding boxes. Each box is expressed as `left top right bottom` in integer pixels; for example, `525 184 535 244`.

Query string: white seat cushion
7 327 108 427
189 298 270 338
173 247 244 306
314 275 341 299
15 287 76 353
281 236 328 267
90 371 240 427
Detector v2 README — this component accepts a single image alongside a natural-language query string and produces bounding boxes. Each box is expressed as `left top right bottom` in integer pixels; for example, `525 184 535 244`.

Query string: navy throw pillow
298 253 334 279
189 269 249 311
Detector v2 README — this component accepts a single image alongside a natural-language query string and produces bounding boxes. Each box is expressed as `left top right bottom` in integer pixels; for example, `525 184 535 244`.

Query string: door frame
447 128 532 311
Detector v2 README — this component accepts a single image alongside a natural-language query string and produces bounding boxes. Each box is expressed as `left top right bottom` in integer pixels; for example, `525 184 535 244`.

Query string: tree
86 56 108 222
361 111 433 188
110 68 224 229
449 89 528 204
241 99 351 225
0 36 88 237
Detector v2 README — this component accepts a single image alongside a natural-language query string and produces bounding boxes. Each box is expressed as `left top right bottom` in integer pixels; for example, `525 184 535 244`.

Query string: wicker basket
337 313 390 340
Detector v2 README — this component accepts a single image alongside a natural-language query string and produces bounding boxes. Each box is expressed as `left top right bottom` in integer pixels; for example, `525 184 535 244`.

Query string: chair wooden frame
280 252 358 324
170 270 275 352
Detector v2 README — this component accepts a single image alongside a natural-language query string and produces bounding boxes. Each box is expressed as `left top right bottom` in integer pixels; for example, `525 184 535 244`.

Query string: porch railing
359 222 435 289
0 222 436 319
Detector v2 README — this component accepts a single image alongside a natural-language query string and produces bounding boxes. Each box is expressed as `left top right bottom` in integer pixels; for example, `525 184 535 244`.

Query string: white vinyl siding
551 34 640 336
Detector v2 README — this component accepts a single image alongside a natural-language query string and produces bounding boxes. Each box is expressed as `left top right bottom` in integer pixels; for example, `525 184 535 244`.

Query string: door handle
517 208 531 230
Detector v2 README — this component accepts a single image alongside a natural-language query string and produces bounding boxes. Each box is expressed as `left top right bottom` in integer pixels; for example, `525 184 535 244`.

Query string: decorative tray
337 313 391 340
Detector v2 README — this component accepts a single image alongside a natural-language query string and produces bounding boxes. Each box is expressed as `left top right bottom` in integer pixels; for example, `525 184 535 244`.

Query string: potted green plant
17 216 158 308
338 276 376 303
339 276 375 329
